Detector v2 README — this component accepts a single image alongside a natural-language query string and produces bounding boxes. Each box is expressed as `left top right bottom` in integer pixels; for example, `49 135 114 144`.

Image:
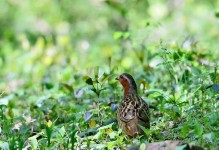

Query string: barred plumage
116 73 150 137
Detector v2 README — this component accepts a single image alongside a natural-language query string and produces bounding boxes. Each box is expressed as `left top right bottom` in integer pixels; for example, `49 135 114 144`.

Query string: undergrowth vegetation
0 0 219 149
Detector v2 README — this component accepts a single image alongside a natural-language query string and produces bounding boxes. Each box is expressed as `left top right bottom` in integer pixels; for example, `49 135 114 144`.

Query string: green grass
0 0 219 149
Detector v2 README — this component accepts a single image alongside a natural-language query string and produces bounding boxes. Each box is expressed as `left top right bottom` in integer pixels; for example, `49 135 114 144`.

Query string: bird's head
115 73 137 96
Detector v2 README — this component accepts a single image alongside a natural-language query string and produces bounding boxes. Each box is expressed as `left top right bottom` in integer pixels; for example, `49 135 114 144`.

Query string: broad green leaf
98 123 114 130
203 132 214 142
58 126 66 137
28 136 38 150
86 78 93 85
0 141 9 150
109 131 116 139
175 144 187 150
113 32 123 40
194 123 203 137
83 76 93 85
180 124 190 138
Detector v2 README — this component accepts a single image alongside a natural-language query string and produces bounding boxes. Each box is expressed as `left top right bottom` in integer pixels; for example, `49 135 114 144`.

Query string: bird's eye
120 75 123 79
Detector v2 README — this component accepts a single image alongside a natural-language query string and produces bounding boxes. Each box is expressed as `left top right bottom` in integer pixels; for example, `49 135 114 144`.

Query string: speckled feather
117 93 150 137
116 73 150 137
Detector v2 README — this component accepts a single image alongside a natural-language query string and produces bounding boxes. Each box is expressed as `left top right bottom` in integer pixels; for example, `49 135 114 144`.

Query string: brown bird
115 73 150 137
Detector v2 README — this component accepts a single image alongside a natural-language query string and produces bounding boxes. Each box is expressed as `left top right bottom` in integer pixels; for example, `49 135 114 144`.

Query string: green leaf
0 141 9 150
59 83 74 92
70 124 77 150
86 78 93 85
203 132 214 142
101 73 112 83
58 126 66 137
123 32 130 39
42 82 54 90
107 141 117 149
194 123 203 137
191 67 201 75
98 123 114 130
94 66 99 79
109 132 116 139
138 124 150 136
28 136 38 150
180 124 190 138
175 144 187 150
83 76 93 85
113 32 123 40
212 84 219 92
93 131 102 140
92 144 106 149
215 11 219 18
0 95 13 106
91 88 97 94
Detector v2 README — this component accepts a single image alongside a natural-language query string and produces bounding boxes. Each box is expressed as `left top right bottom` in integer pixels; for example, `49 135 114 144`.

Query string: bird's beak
115 76 119 80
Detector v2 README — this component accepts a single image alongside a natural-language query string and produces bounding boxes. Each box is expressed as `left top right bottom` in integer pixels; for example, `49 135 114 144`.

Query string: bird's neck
123 85 137 97
120 80 137 96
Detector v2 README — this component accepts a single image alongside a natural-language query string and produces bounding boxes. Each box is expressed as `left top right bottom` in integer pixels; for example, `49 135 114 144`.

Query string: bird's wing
137 96 150 124
118 95 136 122
119 94 150 123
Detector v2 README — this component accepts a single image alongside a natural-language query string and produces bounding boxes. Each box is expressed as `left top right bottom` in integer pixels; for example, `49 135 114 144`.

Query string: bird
115 73 150 137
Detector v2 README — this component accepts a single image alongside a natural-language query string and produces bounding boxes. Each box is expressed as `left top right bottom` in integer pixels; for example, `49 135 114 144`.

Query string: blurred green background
1 0 218 90
0 0 219 149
